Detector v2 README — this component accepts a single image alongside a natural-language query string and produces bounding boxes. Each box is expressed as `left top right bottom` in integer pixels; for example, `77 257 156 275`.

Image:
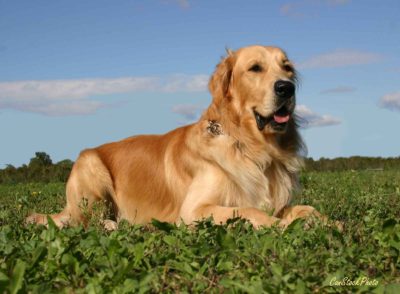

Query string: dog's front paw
246 210 282 229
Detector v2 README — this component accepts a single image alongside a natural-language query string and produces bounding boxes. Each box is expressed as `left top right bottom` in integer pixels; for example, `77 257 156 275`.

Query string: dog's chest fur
196 120 297 214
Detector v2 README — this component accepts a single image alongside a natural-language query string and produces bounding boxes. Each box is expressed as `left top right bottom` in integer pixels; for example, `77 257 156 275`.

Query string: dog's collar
207 120 223 136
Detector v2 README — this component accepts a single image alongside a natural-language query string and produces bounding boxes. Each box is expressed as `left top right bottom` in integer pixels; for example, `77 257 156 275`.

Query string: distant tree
29 152 53 167
56 159 73 167
54 159 74 182
304 156 400 172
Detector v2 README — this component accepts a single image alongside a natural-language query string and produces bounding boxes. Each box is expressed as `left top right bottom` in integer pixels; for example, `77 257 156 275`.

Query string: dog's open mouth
254 104 291 131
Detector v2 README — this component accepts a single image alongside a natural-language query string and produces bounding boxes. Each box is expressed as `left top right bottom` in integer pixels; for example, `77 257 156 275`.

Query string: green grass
0 170 399 293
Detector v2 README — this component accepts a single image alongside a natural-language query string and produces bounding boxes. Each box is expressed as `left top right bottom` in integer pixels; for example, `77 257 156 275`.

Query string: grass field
0 170 399 293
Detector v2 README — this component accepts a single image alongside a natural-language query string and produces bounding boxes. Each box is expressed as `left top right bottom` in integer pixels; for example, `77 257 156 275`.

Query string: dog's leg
26 168 87 228
26 150 116 228
279 205 344 230
179 170 287 228
278 205 325 224
193 205 286 228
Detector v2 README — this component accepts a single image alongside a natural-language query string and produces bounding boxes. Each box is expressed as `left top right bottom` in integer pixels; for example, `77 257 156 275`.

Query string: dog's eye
283 64 293 72
249 64 263 72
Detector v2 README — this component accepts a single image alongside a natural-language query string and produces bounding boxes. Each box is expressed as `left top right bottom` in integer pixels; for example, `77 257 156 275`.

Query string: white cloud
280 3 304 17
161 74 208 93
176 0 189 8
296 104 341 128
162 0 189 9
0 77 158 101
297 49 382 69
379 91 400 111
0 75 208 116
24 101 104 116
320 86 356 94
172 104 204 122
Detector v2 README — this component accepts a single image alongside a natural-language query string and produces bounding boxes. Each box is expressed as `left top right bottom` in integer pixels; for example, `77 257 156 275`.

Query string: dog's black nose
274 80 295 100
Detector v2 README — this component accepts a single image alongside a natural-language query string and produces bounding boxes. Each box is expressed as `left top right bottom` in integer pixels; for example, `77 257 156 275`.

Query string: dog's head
209 45 297 134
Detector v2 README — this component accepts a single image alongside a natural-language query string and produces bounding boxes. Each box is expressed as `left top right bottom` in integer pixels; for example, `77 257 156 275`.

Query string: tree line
0 152 399 184
304 156 400 172
0 152 73 184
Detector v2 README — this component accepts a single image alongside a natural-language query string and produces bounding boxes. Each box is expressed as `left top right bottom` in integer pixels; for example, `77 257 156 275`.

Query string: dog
27 45 325 229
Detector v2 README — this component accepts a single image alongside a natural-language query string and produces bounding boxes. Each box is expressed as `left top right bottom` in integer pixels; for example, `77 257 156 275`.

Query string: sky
0 0 399 166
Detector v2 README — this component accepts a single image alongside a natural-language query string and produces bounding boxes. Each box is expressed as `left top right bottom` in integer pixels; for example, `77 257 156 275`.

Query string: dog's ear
208 50 235 101
225 47 234 56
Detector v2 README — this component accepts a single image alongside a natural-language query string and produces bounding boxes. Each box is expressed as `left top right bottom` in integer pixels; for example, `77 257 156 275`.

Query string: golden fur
27 45 324 228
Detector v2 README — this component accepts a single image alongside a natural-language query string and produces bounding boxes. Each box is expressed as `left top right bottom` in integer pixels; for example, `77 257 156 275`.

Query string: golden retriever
27 45 324 229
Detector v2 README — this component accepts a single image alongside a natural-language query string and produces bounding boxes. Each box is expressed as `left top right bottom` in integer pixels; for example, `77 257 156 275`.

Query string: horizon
5 153 400 169
1 0 399 166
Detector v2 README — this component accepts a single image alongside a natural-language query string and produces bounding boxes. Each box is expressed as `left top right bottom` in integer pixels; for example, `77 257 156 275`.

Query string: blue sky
1 0 399 166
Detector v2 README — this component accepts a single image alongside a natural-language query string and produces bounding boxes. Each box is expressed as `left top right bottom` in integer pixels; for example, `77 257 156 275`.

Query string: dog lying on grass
27 45 327 230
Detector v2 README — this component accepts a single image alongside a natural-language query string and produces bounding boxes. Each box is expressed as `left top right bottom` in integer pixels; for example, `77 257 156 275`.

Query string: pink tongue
273 114 290 123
